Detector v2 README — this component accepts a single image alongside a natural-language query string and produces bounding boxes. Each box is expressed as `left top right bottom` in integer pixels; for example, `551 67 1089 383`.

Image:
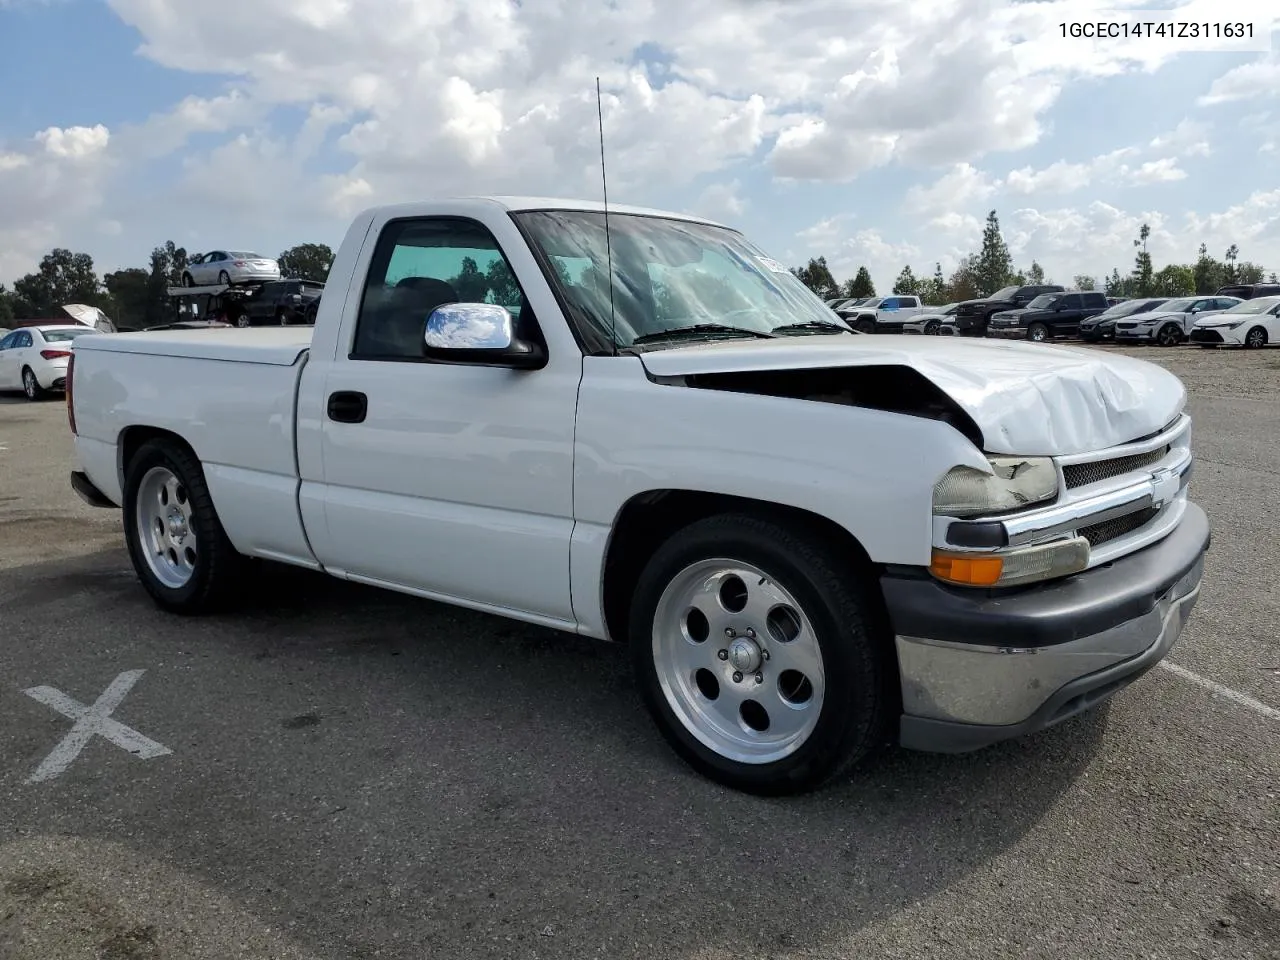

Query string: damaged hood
637 336 1186 456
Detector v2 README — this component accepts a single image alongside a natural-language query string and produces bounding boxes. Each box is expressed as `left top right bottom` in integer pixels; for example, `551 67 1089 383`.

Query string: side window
0 332 15 350
880 297 898 310
16 331 32 348
351 217 534 361
1083 293 1106 307
1058 294 1080 309
1216 298 1238 310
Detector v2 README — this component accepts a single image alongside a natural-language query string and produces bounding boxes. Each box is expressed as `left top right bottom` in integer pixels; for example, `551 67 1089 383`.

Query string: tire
1156 323 1182 347
235 313 251 328
122 438 245 614
21 367 45 401
181 272 194 287
275 308 288 326
628 512 893 795
1245 326 1267 349
923 320 939 335
1027 322 1049 342
856 318 875 334
218 270 232 286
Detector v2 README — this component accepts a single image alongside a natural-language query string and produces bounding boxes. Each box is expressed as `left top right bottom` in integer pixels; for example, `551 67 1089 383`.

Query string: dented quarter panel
636 336 1187 456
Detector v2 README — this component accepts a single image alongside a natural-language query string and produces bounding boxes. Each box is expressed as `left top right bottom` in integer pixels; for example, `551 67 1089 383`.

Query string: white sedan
0 324 97 400
1189 296 1280 349
181 250 281 287
901 303 959 335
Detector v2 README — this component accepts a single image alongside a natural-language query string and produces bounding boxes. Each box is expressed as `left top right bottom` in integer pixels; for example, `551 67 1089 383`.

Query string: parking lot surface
1 343 1277 959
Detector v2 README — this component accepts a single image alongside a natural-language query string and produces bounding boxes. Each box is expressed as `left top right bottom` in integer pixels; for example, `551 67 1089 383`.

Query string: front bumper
986 325 1026 340
1190 327 1237 345
884 501 1210 753
1114 327 1156 341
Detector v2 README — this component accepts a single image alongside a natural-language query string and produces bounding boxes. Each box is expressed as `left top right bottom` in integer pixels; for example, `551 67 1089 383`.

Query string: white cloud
1122 158 1186 185
692 181 747 224
1197 56 1280 105
1148 118 1210 157
902 164 996 218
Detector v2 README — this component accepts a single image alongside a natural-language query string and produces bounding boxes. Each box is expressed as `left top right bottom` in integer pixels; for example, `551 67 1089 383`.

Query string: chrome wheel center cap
167 511 188 541
727 636 762 674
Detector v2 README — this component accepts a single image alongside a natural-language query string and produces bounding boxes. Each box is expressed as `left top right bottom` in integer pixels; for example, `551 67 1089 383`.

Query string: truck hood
637 336 1186 456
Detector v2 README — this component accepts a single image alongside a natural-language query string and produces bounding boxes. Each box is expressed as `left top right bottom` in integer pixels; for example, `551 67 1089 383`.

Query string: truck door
296 211 581 626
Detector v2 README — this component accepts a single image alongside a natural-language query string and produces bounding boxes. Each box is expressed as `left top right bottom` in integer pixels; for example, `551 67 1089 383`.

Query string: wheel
181 272 194 287
856 319 875 334
122 439 245 613
275 308 288 326
218 270 232 286
923 320 939 335
1245 326 1267 349
1027 322 1048 342
235 313 251 328
629 512 892 795
21 367 45 401
1156 323 1183 347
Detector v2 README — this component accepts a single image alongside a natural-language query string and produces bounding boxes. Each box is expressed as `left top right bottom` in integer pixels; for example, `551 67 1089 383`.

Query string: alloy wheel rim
651 559 826 764
135 466 198 588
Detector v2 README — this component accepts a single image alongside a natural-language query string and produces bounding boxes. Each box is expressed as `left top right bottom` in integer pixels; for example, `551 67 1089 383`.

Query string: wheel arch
600 489 891 650
118 425 200 496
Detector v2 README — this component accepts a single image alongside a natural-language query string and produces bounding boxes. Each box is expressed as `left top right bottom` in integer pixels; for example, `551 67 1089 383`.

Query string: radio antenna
596 77 618 355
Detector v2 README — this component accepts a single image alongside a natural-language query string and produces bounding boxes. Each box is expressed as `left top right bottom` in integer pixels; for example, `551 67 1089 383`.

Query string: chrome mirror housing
424 303 514 351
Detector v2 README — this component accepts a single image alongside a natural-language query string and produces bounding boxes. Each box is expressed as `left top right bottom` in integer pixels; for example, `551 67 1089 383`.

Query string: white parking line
1159 660 1280 721
22 669 172 783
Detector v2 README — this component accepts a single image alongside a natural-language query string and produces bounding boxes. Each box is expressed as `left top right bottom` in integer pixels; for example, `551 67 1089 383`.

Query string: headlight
933 457 1059 517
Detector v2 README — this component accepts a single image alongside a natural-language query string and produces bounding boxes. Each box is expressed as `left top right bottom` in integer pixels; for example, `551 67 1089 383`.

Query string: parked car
952 284 1066 337
987 291 1110 341
65 195 1209 795
181 251 282 287
0 323 98 400
840 295 928 333
1106 297 1126 307
1113 295 1241 346
1215 282 1280 300
901 303 959 335
224 280 326 327
1189 296 1280 348
829 296 872 314
1080 298 1171 342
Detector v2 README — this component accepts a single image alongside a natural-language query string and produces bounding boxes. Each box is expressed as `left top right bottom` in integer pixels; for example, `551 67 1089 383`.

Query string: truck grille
1063 446 1169 489
1079 506 1160 546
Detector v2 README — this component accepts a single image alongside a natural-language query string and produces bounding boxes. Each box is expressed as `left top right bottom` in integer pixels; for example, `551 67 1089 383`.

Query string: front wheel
1156 323 1183 347
122 439 245 613
923 320 939 335
1027 322 1048 342
856 319 875 334
1245 326 1267 349
218 270 232 286
629 513 892 795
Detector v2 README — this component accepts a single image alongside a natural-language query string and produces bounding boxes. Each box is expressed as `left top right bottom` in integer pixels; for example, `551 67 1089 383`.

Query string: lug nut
732 671 743 683
725 627 736 638
762 650 770 661
717 649 728 661
754 672 763 684
745 628 756 639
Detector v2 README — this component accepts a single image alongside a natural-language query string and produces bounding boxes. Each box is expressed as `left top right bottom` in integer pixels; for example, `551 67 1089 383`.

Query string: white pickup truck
838 295 928 333
65 196 1210 795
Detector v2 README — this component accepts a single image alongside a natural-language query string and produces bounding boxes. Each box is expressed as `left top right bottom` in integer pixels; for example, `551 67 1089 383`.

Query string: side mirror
423 302 545 369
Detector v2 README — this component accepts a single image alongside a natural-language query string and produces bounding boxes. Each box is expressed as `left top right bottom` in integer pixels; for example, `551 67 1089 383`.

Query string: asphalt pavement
0 343 1277 960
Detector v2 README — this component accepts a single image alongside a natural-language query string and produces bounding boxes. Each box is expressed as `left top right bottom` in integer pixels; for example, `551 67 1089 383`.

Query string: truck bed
80 326 313 365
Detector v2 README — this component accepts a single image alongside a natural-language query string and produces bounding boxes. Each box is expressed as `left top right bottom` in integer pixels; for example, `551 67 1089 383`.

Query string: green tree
1223 243 1239 284
847 266 876 298
1026 261 1045 284
946 255 981 302
790 257 840 298
485 258 521 305
892 265 919 295
974 210 1013 295
449 256 489 301
1132 223 1154 296
278 243 334 283
103 268 154 329
12 248 102 317
0 285 14 325
1152 264 1194 296
1193 243 1224 294
1236 261 1265 284
1073 274 1096 291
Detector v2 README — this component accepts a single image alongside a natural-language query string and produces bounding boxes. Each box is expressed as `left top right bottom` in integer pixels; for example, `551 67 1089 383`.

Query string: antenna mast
596 77 618 355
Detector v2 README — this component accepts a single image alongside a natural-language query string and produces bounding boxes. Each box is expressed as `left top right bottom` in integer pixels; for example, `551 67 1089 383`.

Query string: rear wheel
1245 326 1267 349
21 367 44 401
856 318 875 334
1156 323 1182 347
218 270 232 286
1027 322 1048 342
123 439 245 614
629 512 892 795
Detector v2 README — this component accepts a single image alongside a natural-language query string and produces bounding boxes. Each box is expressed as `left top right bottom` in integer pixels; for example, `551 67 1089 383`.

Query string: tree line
791 211 1276 305
0 242 334 329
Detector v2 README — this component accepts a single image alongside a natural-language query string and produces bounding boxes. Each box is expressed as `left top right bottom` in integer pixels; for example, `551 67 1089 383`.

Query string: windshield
1103 299 1161 317
989 286 1020 300
40 328 93 342
1026 294 1060 309
513 210 845 349
1152 298 1195 313
1223 297 1278 314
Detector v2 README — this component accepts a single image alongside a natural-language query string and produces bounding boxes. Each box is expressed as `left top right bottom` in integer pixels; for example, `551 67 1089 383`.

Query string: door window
351 217 534 360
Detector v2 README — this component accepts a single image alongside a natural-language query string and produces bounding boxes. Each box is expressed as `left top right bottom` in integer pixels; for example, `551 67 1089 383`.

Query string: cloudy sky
1 0 1277 293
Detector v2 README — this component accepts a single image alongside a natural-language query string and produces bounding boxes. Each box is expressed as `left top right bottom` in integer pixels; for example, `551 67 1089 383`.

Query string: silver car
182 250 281 287
901 303 959 335
1112 295 1242 346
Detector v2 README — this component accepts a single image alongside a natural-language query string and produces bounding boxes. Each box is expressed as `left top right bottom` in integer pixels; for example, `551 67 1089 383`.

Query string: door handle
327 391 367 423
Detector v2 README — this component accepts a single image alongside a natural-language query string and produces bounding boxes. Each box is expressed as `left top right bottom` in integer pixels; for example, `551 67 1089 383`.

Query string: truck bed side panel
72 347 318 568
